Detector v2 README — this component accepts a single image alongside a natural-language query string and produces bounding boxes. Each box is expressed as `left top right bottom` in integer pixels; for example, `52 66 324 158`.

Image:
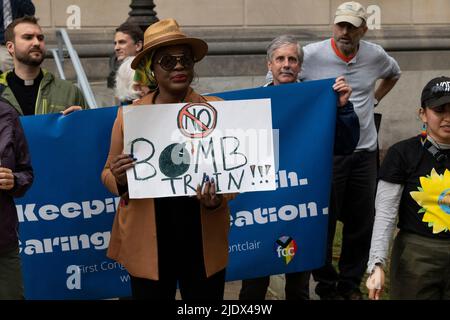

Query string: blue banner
17 79 337 299
18 107 129 300
214 80 336 280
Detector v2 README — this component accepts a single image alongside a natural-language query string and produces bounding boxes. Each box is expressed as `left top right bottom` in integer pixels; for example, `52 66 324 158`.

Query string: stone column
126 0 159 31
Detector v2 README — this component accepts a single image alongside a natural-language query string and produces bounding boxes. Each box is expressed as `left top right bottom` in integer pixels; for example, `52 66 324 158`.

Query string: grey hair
266 35 303 63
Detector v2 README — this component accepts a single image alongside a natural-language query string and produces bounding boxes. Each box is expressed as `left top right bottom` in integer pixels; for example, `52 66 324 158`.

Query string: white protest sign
123 98 275 198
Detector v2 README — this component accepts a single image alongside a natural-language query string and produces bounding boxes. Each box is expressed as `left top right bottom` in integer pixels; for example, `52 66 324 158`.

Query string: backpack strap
422 139 448 163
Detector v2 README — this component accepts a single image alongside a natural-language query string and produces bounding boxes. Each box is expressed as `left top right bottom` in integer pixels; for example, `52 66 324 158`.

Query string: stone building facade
33 0 450 164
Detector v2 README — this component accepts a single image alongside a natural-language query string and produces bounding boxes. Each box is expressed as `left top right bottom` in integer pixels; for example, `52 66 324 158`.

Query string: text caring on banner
17 107 131 300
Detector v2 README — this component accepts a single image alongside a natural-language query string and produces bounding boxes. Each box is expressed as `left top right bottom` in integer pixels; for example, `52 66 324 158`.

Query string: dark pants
129 197 226 300
130 269 226 300
0 247 24 300
312 151 377 298
239 272 310 300
390 231 450 300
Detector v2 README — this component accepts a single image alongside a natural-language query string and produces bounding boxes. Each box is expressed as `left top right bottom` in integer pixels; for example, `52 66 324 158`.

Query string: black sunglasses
156 54 194 71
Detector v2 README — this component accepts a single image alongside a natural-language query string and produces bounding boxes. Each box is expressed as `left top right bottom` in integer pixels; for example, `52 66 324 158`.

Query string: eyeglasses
156 54 194 71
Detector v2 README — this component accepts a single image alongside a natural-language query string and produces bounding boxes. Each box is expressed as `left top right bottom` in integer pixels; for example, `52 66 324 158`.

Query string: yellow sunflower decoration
410 168 450 233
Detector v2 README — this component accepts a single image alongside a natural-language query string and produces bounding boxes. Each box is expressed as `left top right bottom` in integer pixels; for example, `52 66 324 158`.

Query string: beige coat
102 88 232 280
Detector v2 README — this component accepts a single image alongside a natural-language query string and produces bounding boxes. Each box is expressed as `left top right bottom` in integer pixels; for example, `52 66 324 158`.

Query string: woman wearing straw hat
101 18 233 300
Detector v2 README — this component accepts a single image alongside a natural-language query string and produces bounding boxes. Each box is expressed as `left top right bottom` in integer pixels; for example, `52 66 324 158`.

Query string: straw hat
131 18 208 70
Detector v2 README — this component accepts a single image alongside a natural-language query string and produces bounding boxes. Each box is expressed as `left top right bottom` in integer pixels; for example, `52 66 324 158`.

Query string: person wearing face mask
102 18 235 300
366 77 450 300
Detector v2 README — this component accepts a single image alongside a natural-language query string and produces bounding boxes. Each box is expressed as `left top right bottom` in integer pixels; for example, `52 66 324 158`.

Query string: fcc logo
274 236 297 265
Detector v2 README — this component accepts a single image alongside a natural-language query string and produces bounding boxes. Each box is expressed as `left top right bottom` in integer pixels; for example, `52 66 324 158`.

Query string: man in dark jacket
240 35 358 301
0 99 33 299
0 0 35 72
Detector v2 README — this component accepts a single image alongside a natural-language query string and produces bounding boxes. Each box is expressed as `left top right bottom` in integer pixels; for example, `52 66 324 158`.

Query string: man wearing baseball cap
298 2 401 299
334 1 367 27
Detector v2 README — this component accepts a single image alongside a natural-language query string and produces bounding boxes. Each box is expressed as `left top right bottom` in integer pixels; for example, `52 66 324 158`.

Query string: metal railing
49 28 98 108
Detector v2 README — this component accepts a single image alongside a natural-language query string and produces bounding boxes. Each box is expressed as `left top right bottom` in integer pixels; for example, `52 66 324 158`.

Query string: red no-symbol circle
177 102 217 138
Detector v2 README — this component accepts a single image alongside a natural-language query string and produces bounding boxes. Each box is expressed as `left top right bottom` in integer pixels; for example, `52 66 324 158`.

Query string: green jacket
0 69 88 115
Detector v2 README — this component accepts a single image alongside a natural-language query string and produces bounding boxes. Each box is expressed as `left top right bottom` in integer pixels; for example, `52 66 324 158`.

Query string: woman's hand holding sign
197 175 223 209
111 154 136 186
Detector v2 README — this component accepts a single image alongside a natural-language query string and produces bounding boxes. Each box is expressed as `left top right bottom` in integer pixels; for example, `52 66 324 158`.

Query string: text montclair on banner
123 98 276 198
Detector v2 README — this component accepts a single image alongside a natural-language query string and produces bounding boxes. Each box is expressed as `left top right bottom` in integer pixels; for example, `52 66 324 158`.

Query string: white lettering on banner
229 240 261 253
231 202 326 227
277 246 295 258
276 170 308 188
16 197 120 222
100 261 126 271
120 274 130 283
70 261 126 275
18 231 111 255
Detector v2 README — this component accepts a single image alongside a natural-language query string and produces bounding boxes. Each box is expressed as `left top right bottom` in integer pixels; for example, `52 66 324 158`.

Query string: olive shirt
0 69 88 115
